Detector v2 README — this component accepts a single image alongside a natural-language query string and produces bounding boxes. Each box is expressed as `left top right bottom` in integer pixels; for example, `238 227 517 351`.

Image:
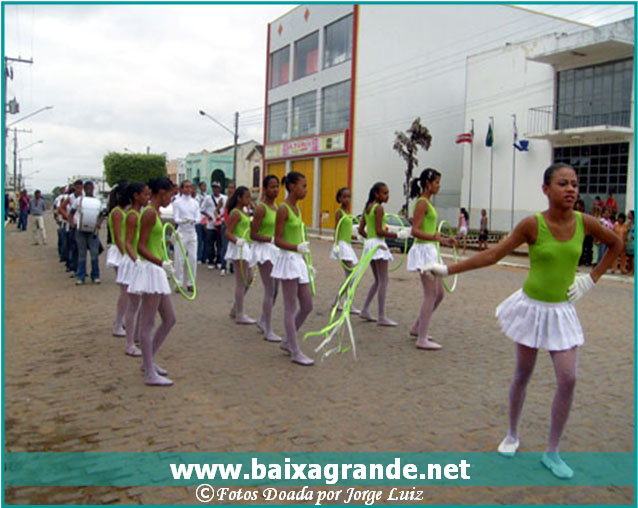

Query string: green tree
103 152 167 186
392 118 432 215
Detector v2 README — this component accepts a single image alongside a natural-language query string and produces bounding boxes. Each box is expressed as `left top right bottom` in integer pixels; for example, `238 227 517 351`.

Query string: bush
103 152 167 186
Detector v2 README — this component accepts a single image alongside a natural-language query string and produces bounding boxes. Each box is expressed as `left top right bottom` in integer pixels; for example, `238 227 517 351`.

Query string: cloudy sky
4 2 634 193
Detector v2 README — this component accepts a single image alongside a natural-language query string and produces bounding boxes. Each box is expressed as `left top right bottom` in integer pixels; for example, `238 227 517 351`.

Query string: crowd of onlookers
574 190 634 276
5 189 48 244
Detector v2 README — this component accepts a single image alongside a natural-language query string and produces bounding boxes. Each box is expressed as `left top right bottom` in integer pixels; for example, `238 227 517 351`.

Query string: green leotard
522 212 584 303
123 208 142 257
137 207 164 261
364 203 386 240
414 197 437 245
231 208 251 242
282 202 303 246
257 203 277 238
336 210 353 244
108 206 126 249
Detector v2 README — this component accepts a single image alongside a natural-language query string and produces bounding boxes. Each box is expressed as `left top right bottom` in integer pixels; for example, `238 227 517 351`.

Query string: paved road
4 214 634 504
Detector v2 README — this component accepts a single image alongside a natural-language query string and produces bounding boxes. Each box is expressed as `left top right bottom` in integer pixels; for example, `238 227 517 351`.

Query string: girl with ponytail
357 182 410 326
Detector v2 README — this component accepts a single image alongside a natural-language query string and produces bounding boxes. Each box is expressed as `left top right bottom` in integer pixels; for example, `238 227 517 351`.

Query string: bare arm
250 204 270 242
358 209 367 238
334 208 344 230
446 216 536 275
124 213 139 261
375 205 397 239
137 209 163 266
583 213 623 282
112 210 125 254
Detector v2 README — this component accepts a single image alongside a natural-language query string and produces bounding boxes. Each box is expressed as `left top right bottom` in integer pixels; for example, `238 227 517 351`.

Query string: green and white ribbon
162 222 197 301
334 214 355 272
301 223 316 296
238 229 256 289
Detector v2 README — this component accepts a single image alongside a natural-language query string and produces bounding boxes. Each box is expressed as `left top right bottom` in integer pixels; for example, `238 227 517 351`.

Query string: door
320 156 348 231
292 159 314 227
267 162 286 203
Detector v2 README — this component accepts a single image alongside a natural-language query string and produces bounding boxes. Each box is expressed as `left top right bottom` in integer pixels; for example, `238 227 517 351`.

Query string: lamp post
199 109 239 187
14 139 43 191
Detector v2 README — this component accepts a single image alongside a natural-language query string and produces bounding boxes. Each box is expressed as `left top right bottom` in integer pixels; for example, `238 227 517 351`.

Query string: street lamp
7 105 53 128
199 109 239 187
18 139 43 153
13 139 43 191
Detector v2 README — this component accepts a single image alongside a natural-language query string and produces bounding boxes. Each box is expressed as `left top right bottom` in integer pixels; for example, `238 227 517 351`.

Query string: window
269 46 290 89
554 143 629 210
294 32 319 80
252 166 260 188
556 59 632 129
267 100 288 142
321 80 351 132
324 15 353 69
292 91 317 138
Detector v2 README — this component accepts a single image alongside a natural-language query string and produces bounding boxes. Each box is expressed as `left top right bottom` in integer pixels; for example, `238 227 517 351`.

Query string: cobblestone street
4 214 634 505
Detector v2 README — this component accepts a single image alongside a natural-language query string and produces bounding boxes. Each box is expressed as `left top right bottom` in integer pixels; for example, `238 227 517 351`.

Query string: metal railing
527 102 631 134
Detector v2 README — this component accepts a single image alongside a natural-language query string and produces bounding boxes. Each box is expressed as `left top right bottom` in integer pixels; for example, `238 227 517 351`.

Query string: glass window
321 80 351 132
252 166 260 188
269 46 290 89
291 91 317 138
294 32 319 80
324 14 353 69
267 100 288 142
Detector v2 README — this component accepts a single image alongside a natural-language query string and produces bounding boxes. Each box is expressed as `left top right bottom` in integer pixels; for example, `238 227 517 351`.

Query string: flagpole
511 114 516 232
468 118 474 226
488 116 494 231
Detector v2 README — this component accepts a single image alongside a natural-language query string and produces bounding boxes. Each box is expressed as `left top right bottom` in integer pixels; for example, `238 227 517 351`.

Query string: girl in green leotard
225 186 256 325
424 163 622 479
106 182 130 338
128 178 177 387
250 175 282 342
272 171 314 366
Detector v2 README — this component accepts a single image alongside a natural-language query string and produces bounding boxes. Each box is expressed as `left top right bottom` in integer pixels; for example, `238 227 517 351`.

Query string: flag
485 120 493 147
515 140 529 152
456 132 472 144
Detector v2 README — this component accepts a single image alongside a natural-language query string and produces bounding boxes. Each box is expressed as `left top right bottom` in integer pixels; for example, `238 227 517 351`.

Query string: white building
214 139 263 193
263 4 625 231
462 18 634 230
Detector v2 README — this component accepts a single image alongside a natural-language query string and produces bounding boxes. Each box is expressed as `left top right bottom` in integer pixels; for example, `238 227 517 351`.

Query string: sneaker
220 269 226 277
75 279 85 285
207 265 214 270
216 263 222 270
92 278 101 284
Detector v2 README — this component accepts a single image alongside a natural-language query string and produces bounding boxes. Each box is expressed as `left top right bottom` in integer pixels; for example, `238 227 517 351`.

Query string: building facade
166 158 186 185
263 4 614 231
462 18 634 230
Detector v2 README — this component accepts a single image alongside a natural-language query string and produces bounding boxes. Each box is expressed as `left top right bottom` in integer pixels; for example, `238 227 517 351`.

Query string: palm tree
393 117 432 215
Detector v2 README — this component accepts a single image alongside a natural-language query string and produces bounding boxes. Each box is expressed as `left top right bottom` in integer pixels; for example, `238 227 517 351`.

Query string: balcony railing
527 102 631 134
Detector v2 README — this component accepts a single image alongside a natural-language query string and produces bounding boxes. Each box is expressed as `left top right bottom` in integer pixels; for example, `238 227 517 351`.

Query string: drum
77 197 102 232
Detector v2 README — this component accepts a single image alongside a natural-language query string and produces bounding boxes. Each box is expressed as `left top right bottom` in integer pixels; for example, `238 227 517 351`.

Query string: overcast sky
4 2 634 193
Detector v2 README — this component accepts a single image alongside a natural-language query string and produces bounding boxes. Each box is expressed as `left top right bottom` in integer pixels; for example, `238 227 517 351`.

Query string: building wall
351 4 582 226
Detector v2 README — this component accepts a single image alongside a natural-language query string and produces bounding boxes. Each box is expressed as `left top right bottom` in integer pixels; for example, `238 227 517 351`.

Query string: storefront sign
265 131 347 160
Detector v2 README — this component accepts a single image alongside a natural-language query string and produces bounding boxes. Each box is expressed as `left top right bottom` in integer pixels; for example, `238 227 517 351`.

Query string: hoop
161 222 197 301
385 213 408 272
334 213 355 272
302 224 316 296
436 219 458 293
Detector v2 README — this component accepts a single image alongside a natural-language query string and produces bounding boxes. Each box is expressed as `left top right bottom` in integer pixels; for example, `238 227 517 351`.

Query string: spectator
59 181 84 276
574 199 592 266
195 181 207 264
605 189 619 214
478 209 489 251
29 190 47 245
612 213 629 274
8 197 17 223
4 192 9 220
626 210 634 276
70 181 103 285
17 189 29 231
595 207 614 267
592 195 604 216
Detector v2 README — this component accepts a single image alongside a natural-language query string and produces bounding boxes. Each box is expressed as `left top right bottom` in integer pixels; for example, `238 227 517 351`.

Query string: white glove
397 228 411 240
297 242 310 255
236 238 247 249
420 262 448 278
567 274 595 303
161 260 175 277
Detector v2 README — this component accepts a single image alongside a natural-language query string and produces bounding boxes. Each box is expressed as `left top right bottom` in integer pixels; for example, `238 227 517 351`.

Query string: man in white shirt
58 180 85 276
195 181 207 264
200 181 228 273
172 180 199 291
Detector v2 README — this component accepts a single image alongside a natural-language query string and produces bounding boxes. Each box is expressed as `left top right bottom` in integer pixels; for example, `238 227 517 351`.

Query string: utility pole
4 56 33 185
233 112 239 183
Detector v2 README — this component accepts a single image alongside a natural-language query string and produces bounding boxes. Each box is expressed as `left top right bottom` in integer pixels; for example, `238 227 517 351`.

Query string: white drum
77 197 102 232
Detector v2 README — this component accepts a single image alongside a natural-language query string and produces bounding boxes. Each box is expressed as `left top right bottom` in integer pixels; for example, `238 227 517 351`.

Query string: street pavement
4 214 634 505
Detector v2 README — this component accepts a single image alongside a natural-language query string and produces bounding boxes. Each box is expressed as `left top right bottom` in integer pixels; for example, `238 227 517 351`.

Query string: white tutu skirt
495 289 584 351
330 240 359 264
406 243 438 272
225 242 253 264
362 237 393 261
127 259 171 295
271 250 310 284
251 241 280 266
106 244 123 268
115 255 136 286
